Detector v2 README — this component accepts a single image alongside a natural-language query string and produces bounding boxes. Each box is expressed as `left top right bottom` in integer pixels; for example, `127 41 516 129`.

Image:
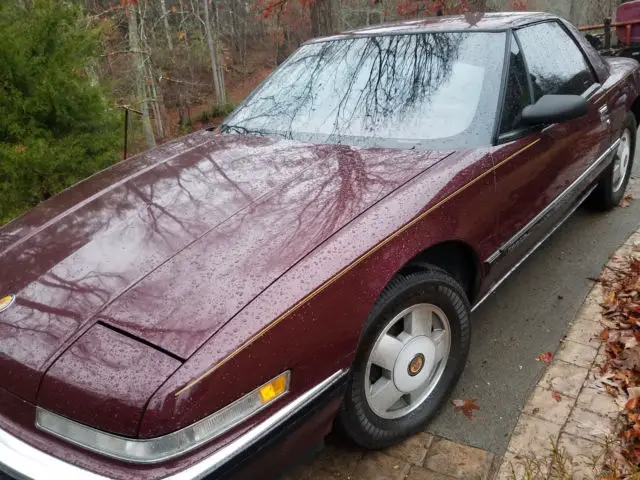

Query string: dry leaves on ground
452 398 480 419
537 351 553 363
596 256 640 473
620 194 634 208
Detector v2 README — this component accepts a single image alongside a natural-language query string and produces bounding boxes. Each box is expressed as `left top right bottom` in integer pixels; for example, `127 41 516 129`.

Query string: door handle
598 105 611 126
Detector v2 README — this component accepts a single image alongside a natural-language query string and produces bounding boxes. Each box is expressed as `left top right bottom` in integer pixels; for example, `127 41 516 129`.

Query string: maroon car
0 11 638 480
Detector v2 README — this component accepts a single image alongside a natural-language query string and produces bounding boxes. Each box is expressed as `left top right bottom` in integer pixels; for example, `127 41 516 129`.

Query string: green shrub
199 110 211 124
210 103 236 118
179 117 193 133
0 0 120 225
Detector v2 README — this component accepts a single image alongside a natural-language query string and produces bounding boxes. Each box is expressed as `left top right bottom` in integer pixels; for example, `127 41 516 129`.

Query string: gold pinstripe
174 138 542 397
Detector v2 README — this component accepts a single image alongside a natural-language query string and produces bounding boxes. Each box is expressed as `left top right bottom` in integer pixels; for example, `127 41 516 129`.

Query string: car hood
0 131 453 402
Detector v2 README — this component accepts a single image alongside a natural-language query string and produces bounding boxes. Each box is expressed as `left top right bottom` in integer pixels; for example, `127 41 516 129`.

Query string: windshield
222 31 507 150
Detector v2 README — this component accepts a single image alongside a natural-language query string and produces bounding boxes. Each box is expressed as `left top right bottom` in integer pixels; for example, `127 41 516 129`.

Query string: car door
484 22 610 286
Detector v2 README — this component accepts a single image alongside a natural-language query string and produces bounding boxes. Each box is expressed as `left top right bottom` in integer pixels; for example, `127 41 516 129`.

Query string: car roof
306 12 558 44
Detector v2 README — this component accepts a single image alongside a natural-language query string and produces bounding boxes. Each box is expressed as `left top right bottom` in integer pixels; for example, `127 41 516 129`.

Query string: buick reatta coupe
1 11 639 480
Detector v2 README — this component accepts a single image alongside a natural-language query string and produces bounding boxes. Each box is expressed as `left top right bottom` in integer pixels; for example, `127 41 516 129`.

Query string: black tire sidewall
338 269 470 449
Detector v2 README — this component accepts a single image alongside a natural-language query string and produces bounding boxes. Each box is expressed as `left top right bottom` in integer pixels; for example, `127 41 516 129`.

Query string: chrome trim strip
0 428 108 480
0 369 347 480
472 184 597 313
485 138 620 265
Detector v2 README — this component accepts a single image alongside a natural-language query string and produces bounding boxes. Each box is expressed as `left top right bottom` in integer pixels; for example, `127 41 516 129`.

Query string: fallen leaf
171 4 177 11
608 330 622 344
622 347 640 370
622 333 639 350
626 395 640 410
600 328 610 341
537 352 553 363
622 427 635 442
177 31 185 40
551 391 562 402
621 194 634 208
452 399 480 419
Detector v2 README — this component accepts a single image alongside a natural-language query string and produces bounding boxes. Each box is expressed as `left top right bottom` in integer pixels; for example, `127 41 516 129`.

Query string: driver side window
515 22 597 100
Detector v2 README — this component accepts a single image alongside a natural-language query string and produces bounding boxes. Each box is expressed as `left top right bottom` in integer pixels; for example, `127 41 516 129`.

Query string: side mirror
521 94 589 126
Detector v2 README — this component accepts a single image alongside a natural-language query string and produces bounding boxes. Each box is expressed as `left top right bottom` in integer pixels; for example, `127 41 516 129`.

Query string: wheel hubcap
613 129 631 192
364 304 451 420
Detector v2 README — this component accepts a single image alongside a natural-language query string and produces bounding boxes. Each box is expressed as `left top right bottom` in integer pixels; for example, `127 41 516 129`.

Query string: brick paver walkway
284 434 498 480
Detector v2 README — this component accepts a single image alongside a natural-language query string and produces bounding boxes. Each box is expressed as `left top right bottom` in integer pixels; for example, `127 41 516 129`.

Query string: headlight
35 371 291 464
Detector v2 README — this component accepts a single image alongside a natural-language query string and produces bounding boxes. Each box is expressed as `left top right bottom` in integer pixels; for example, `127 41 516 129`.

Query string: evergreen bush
0 0 120 225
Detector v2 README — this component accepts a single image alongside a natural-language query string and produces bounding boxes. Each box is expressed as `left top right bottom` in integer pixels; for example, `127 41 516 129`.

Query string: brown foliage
597 253 640 468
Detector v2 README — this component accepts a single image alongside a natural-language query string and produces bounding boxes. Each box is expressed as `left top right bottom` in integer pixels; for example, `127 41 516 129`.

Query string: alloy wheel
613 129 632 192
364 303 451 420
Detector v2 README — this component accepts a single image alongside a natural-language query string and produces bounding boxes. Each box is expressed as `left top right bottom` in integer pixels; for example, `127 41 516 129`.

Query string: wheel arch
395 240 483 304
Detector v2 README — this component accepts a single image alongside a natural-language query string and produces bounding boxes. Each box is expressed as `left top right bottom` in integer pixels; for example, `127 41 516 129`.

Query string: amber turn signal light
259 372 289 404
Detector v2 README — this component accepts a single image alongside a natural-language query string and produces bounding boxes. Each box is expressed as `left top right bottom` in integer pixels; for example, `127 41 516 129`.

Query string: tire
589 113 636 211
337 268 470 449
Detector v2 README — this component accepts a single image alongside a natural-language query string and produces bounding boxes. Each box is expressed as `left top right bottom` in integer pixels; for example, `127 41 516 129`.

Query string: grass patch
199 110 211 124
210 103 235 118
178 117 192 134
501 438 637 479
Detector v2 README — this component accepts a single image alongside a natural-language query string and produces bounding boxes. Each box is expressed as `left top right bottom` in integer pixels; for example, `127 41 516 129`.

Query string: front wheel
589 113 636 210
337 268 470 449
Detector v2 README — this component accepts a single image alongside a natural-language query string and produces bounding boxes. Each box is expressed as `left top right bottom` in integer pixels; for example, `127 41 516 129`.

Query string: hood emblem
0 295 15 313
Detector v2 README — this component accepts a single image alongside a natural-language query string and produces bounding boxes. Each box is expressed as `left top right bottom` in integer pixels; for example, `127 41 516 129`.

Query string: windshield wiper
216 124 266 136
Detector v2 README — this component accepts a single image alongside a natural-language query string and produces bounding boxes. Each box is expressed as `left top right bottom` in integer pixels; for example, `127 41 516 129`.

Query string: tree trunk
148 67 165 138
159 0 173 51
310 0 333 37
203 0 227 104
212 1 227 101
180 2 190 45
127 4 156 149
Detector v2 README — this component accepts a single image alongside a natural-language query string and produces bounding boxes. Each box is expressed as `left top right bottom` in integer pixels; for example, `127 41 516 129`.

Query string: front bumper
0 370 347 480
